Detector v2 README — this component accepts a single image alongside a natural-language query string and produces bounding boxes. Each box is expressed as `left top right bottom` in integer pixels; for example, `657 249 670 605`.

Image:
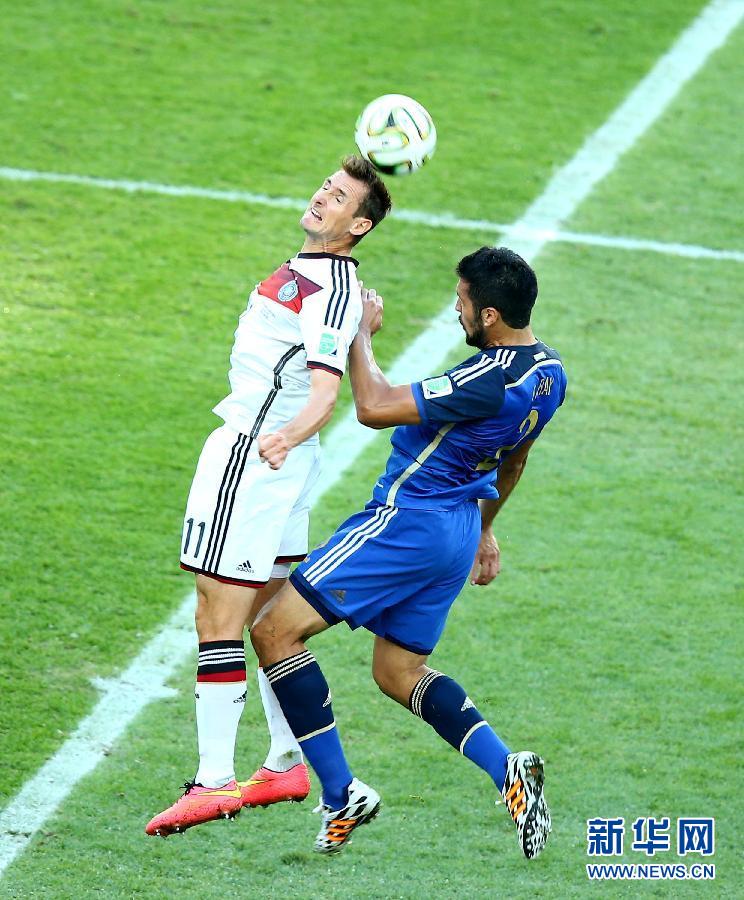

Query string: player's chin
301 211 322 231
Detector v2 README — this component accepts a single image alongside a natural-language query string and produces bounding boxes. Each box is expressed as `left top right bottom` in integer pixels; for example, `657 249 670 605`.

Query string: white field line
1 0 742 878
1 167 742 264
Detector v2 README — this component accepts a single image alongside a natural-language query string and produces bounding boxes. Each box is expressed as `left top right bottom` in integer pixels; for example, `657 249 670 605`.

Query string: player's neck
300 236 355 256
484 325 536 348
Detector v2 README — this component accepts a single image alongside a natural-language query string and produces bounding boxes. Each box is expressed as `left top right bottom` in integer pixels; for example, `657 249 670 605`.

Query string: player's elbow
355 404 387 429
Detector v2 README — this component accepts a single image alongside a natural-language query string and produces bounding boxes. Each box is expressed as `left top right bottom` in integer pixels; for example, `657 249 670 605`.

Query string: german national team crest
278 280 299 302
258 263 322 313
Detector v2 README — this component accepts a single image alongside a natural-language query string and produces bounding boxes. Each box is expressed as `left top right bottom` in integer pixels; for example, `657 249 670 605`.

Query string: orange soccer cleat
145 780 243 837
238 763 311 808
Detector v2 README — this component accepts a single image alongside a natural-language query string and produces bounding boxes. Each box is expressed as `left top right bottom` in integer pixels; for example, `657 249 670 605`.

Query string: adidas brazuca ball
354 94 436 176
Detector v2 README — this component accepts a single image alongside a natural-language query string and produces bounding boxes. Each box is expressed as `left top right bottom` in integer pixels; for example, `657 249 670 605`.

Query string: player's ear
351 216 373 238
482 306 500 326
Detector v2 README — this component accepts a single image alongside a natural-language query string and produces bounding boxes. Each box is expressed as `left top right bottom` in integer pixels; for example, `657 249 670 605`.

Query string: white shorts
180 424 321 586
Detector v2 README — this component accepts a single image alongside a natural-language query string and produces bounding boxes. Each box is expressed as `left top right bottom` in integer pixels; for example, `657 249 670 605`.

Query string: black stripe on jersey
328 260 345 328
210 344 305 571
307 361 343 376
323 260 339 326
324 260 352 329
335 259 352 328
202 432 250 572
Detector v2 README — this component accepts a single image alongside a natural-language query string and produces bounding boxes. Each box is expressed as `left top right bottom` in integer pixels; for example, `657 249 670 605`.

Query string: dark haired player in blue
252 247 566 860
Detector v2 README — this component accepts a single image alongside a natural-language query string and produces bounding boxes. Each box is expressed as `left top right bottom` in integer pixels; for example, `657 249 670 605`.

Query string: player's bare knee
372 660 415 704
249 613 274 657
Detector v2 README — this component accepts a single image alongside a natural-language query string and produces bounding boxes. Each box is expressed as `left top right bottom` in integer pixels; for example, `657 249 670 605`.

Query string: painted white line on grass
511 0 744 259
1 0 741 878
1 165 742 264
0 599 193 874
511 226 744 264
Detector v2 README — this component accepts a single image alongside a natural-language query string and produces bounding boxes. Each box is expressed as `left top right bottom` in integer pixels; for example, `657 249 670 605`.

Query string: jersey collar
297 252 360 266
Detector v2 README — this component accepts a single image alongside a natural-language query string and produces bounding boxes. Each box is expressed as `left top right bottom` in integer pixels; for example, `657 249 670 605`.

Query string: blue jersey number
476 409 539 471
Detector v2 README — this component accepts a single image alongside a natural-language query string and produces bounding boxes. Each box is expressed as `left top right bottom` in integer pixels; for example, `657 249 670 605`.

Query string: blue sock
410 671 510 791
264 650 352 810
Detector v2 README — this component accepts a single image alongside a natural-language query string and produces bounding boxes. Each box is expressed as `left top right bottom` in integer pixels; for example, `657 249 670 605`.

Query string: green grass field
2 0 742 896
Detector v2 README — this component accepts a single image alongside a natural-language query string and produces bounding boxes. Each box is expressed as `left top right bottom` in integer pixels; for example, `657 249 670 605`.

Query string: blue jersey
372 341 567 510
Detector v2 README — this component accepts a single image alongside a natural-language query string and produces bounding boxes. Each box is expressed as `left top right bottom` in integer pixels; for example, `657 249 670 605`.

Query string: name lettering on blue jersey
532 375 554 399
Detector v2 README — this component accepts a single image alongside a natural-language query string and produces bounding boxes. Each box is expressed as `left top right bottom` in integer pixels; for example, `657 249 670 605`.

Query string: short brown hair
341 155 392 244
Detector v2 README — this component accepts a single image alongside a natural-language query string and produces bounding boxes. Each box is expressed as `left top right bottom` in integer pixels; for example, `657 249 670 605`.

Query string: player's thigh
250 581 331 664
372 636 430 705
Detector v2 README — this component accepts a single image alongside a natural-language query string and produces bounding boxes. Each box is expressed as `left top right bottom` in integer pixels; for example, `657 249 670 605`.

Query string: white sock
194 681 247 787
257 668 303 772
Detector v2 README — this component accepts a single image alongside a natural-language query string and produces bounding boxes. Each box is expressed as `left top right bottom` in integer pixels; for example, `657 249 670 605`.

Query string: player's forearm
277 388 337 448
349 328 392 415
479 457 528 530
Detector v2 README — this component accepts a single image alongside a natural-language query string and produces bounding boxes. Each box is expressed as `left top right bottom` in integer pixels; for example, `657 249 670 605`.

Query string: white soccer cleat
501 751 552 859
313 777 381 853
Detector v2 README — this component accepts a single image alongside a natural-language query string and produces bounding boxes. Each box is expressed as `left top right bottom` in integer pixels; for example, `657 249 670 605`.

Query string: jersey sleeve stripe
334 259 352 328
451 358 502 386
323 260 340 326
326 259 352 330
450 355 490 383
307 361 343 377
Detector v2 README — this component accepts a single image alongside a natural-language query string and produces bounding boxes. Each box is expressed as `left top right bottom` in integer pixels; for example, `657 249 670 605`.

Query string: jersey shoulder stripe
335 260 353 327
450 348 517 386
324 259 352 329
450 354 492 383
323 260 339 326
504 358 564 390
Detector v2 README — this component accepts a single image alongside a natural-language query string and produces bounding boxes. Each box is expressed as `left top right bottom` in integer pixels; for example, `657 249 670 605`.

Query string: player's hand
469 531 500 585
258 432 291 470
358 280 384 335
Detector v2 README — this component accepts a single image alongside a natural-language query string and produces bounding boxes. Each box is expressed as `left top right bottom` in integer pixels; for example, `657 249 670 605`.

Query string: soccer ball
354 94 436 176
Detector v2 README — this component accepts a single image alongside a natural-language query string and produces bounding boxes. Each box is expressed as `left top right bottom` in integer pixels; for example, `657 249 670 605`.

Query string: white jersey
213 251 362 443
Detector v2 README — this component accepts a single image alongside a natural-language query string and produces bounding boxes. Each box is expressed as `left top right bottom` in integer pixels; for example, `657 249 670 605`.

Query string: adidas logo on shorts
236 559 254 573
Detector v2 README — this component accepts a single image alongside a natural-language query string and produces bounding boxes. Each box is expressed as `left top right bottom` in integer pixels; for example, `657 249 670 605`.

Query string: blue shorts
290 500 480 655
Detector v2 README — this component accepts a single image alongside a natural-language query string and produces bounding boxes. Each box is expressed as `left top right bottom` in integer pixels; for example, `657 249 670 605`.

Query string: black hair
456 246 538 328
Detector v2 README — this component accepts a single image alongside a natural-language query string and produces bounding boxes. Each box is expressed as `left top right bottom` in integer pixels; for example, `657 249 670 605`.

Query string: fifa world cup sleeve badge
422 375 453 399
